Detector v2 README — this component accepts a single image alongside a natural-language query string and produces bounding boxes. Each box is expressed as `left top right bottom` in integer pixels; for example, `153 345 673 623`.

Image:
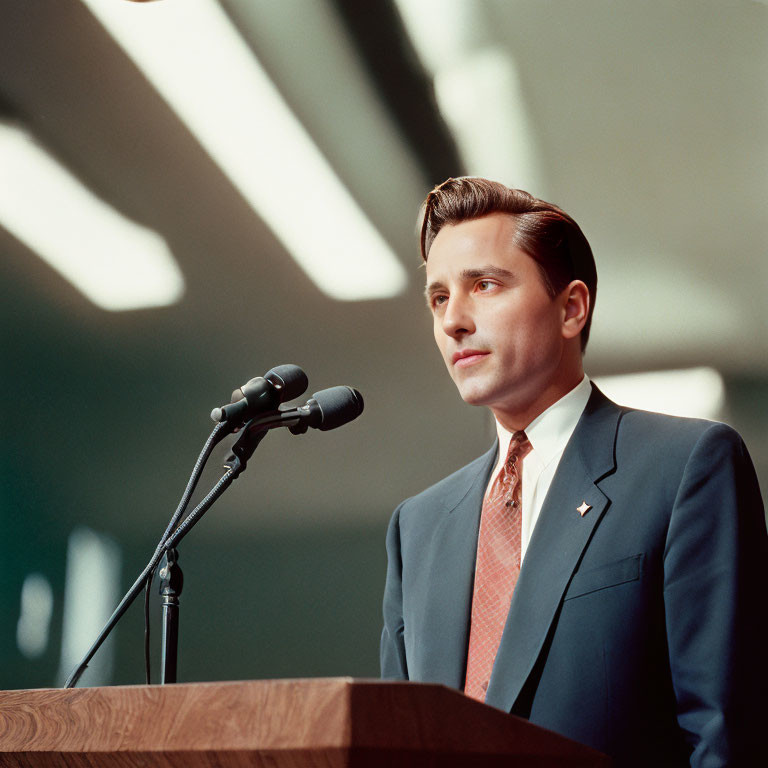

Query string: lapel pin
577 501 592 517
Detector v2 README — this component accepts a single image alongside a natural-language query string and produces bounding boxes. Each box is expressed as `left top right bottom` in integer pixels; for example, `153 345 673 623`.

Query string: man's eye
477 280 494 291
432 295 448 308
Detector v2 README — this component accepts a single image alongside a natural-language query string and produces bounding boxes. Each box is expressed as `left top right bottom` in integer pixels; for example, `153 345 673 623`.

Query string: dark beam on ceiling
330 0 465 188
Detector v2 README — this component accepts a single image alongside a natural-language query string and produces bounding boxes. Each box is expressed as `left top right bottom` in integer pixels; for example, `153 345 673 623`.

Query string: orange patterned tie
464 430 532 701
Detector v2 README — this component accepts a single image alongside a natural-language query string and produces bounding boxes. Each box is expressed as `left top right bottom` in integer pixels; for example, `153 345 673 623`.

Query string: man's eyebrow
461 265 516 281
424 265 516 297
424 279 446 298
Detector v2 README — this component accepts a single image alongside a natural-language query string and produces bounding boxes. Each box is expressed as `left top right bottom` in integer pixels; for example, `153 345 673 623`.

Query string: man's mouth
452 349 489 368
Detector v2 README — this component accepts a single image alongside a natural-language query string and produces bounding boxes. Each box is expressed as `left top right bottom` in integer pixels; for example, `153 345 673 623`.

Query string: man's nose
441 295 475 337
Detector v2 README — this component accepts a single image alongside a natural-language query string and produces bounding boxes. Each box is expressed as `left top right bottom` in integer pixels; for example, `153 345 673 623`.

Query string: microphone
241 386 364 434
223 386 364 474
292 385 365 433
211 364 308 426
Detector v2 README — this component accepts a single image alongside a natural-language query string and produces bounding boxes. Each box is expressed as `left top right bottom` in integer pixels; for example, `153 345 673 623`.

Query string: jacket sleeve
380 502 409 680
663 423 768 766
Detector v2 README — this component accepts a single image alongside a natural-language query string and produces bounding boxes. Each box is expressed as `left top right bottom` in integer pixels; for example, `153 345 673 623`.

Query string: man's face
425 213 570 424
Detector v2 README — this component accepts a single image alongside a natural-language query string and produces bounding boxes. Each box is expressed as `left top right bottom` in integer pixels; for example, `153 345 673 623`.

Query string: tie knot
505 430 531 467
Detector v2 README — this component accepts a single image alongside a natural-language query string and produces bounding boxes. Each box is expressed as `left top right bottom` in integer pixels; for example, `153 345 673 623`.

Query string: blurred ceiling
1 0 766 530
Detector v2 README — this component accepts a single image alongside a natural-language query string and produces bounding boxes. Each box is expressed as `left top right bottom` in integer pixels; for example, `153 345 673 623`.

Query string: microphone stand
63 421 268 689
152 425 270 683
158 547 183 684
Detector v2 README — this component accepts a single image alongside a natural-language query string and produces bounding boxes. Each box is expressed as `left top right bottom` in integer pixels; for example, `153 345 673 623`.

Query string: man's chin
455 385 494 408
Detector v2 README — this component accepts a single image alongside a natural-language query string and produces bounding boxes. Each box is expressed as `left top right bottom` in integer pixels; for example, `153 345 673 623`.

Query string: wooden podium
0 678 610 767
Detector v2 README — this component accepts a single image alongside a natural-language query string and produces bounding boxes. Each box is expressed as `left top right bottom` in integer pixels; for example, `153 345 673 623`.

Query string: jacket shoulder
616 405 746 456
599 398 756 503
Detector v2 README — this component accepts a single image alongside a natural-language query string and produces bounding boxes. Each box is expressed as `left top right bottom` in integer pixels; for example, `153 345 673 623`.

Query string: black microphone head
212 365 308 425
311 386 364 431
265 364 308 402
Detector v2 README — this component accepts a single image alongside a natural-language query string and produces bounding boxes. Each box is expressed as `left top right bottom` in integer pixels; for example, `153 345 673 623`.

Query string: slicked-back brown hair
420 177 597 352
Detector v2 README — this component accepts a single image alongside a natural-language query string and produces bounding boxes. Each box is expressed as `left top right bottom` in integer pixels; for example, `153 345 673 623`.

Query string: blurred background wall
1 0 766 689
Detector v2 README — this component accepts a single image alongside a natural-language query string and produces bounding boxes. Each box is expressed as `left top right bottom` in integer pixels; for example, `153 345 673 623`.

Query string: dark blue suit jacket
381 386 768 766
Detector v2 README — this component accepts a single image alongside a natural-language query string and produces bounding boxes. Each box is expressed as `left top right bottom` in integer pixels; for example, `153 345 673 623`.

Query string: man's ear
561 280 589 340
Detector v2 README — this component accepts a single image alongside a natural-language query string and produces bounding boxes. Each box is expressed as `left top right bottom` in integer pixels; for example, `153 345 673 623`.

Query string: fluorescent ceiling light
393 0 542 191
0 123 184 311
433 48 542 191
593 367 725 420
393 0 473 76
80 0 407 301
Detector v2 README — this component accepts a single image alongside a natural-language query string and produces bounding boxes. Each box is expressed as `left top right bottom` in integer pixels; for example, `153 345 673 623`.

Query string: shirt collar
494 375 592 469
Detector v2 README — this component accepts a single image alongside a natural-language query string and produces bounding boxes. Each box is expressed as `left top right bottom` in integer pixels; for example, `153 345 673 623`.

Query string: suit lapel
485 386 622 712
419 443 497 689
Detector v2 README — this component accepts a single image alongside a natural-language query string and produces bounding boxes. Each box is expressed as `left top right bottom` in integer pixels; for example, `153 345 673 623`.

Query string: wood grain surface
0 678 611 767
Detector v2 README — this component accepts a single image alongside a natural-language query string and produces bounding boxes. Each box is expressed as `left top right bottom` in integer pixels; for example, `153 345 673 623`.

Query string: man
380 177 768 766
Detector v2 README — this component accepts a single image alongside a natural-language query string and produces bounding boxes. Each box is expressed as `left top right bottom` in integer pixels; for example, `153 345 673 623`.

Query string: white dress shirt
486 375 592 561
